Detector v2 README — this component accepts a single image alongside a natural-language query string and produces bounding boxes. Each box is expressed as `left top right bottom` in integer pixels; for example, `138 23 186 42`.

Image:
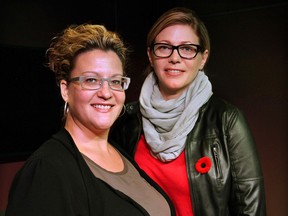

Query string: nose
169 48 181 63
97 80 112 99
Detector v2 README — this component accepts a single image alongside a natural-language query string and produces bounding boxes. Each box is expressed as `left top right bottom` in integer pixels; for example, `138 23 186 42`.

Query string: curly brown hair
46 24 129 85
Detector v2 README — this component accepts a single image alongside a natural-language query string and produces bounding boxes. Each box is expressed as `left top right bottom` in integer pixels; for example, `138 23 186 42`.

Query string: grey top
82 152 170 216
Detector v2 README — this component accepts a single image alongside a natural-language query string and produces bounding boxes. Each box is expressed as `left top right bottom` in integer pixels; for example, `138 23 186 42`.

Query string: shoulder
115 100 141 124
200 95 249 128
201 95 252 134
125 100 140 114
203 95 243 117
206 95 238 110
24 128 79 170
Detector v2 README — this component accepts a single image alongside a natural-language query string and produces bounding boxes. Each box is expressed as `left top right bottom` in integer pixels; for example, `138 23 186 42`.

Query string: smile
93 104 112 110
167 69 181 72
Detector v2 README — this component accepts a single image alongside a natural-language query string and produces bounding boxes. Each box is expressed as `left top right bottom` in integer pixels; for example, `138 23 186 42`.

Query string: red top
135 135 194 216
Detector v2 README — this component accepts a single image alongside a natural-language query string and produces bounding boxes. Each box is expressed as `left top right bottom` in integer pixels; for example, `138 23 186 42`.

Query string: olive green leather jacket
109 95 266 216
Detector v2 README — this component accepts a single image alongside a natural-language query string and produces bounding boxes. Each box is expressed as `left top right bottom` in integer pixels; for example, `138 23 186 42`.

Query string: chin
96 124 113 131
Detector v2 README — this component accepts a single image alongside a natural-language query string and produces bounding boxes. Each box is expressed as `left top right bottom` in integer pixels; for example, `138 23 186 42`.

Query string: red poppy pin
195 156 212 174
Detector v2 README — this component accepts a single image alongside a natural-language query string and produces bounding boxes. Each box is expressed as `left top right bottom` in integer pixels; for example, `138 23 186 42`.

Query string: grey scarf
140 71 213 162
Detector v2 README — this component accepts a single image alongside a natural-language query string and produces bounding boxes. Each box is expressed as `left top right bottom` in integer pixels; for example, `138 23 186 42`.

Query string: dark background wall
0 0 287 215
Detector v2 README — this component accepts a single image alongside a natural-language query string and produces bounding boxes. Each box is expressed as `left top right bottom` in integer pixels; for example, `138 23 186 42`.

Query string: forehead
156 24 199 44
72 49 123 76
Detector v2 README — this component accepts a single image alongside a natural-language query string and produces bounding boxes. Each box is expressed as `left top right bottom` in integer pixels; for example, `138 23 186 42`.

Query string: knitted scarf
140 71 213 162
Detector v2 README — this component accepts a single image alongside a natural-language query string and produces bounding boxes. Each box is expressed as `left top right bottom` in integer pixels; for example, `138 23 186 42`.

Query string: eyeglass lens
70 75 130 91
82 76 129 90
153 43 200 59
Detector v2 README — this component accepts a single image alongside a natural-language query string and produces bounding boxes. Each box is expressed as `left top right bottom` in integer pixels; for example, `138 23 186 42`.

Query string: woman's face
147 24 208 100
61 49 125 132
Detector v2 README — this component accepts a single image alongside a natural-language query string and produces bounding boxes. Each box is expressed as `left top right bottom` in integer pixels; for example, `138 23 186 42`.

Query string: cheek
69 90 93 107
184 61 201 80
114 92 126 104
186 58 202 71
152 60 165 74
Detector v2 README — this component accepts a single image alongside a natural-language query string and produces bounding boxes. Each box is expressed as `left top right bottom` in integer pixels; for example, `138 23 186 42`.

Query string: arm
5 156 84 216
227 109 266 215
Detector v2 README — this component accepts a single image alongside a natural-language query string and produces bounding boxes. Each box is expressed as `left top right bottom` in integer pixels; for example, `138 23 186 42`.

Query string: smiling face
60 49 125 133
147 24 208 100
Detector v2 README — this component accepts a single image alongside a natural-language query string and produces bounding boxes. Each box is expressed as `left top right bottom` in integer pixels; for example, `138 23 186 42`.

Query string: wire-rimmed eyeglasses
69 75 131 91
151 43 204 60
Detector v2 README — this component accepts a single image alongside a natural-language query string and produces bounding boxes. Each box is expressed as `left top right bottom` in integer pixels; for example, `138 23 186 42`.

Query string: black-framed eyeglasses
69 75 131 91
151 43 204 59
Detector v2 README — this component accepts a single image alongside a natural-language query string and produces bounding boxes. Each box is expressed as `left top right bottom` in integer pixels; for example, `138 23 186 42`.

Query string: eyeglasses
69 75 131 91
151 43 204 59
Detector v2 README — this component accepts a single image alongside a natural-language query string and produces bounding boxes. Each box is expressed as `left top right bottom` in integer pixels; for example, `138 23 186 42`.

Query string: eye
155 44 172 51
84 77 99 83
180 45 197 53
110 78 122 86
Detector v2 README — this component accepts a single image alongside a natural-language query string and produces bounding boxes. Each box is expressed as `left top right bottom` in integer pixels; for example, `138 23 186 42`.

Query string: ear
60 80 69 102
147 47 153 66
200 49 209 70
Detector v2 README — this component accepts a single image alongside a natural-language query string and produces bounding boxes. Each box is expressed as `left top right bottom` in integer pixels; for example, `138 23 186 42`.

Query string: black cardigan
5 128 175 216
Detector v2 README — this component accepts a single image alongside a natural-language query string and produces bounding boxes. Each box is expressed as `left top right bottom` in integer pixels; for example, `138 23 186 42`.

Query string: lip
165 67 184 71
91 103 114 112
164 68 184 75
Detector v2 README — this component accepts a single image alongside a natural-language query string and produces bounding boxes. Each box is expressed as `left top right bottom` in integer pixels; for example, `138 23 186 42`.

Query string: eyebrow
79 71 124 77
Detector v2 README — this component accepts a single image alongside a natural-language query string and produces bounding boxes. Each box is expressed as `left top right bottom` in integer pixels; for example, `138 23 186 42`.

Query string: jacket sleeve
5 156 83 216
227 109 266 215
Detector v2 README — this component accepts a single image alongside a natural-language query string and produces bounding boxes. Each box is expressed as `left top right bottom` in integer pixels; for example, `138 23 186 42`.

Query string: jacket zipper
212 143 223 179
